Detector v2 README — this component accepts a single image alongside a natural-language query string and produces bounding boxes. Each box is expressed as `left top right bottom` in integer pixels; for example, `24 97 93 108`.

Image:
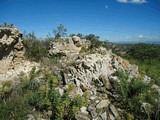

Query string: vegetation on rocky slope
23 32 51 62
0 68 88 120
112 70 159 119
114 43 160 86
0 25 160 120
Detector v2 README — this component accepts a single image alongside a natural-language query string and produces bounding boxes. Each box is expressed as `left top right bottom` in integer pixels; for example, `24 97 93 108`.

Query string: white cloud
137 34 144 38
130 34 160 40
131 0 147 3
107 33 160 42
117 0 147 4
117 0 128 3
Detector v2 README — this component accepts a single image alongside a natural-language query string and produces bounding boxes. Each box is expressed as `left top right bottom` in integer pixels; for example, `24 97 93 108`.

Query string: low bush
23 32 50 62
0 67 89 120
0 92 29 120
128 59 160 86
113 70 159 119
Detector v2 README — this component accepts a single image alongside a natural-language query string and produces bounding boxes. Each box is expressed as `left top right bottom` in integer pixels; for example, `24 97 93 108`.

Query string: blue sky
0 0 160 42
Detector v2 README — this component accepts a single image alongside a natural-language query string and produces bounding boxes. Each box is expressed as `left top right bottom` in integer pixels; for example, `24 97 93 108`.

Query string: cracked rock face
0 27 23 59
0 27 39 82
48 36 91 56
59 48 141 119
64 52 139 93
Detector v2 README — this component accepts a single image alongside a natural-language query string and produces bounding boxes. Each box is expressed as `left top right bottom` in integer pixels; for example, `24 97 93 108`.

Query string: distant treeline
127 43 160 61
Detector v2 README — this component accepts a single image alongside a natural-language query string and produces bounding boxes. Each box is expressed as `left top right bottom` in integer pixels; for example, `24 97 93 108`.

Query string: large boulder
72 36 91 47
48 37 91 57
96 99 110 109
72 36 81 42
48 38 81 56
0 27 23 60
0 27 39 82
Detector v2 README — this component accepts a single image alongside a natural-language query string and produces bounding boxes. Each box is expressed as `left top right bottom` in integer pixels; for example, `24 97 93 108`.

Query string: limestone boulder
0 27 39 82
48 38 80 56
48 37 91 56
96 99 110 109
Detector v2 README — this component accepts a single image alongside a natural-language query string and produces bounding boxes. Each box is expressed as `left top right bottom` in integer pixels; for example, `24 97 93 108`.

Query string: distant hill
113 40 160 44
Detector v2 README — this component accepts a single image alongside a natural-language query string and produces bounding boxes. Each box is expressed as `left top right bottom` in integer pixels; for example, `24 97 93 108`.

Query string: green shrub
0 67 41 120
85 34 102 49
114 70 159 119
0 92 29 120
128 59 160 86
49 52 66 59
0 66 89 120
22 68 88 119
0 81 13 99
23 32 49 62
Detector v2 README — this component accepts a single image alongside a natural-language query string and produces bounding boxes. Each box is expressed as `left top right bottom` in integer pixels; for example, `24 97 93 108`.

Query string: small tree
77 33 84 39
53 24 67 39
69 33 84 39
0 22 14 27
84 34 99 41
69 34 76 37
85 34 101 48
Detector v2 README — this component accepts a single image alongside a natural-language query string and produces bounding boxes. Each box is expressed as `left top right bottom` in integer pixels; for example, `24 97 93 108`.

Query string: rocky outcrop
47 36 143 119
0 27 39 82
48 36 91 56
1 27 158 119
48 38 80 56
0 27 23 60
64 51 139 89
58 47 140 119
72 36 91 47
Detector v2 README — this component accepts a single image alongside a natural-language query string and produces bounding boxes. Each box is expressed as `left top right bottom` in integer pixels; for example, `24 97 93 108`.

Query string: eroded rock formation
0 27 157 120
47 36 144 119
59 51 140 119
0 27 39 82
48 36 91 56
